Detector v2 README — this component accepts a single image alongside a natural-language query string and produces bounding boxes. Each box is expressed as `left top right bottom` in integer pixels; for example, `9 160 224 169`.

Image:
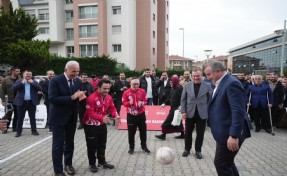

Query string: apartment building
0 0 10 10
12 0 169 70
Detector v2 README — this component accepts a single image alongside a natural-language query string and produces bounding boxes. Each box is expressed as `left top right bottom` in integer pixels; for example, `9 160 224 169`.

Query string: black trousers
16 101 37 133
253 108 270 129
84 124 107 165
6 104 18 130
214 141 243 176
44 101 50 129
52 116 77 173
184 112 206 152
78 101 86 124
127 113 147 149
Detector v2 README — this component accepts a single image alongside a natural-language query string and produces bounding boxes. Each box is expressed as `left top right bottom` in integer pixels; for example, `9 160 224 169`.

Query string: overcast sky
169 0 287 61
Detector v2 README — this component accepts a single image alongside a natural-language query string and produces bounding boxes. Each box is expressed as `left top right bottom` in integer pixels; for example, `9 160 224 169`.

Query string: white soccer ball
156 147 175 165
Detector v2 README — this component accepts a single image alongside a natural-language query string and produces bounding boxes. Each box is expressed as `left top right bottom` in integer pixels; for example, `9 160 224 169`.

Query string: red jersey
83 91 119 126
90 78 100 91
122 88 147 115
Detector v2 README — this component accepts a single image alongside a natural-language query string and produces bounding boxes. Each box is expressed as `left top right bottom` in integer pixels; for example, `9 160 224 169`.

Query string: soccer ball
156 147 175 165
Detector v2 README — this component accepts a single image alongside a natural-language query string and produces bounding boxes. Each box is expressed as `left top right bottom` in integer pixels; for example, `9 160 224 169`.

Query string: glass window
24 9 36 19
153 30 155 38
112 6 121 15
153 13 155 21
79 6 98 19
67 46 74 58
153 48 155 55
65 11 73 22
112 44 121 52
38 9 49 20
39 27 49 34
66 29 74 40
112 25 121 34
79 25 98 38
65 0 73 4
80 44 98 57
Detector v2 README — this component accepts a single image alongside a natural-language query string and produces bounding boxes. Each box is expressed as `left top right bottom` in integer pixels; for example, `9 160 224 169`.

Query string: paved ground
1 123 287 176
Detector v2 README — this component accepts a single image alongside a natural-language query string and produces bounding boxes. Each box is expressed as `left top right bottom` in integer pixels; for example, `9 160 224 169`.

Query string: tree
0 3 50 71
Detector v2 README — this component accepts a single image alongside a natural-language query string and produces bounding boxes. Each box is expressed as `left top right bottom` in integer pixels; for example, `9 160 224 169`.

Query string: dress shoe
255 128 260 132
155 134 166 140
98 162 115 169
89 165 98 173
32 131 39 135
174 134 185 139
142 147 151 154
265 129 272 134
15 132 21 137
12 129 16 132
2 130 7 134
128 149 134 154
77 124 83 130
54 173 66 176
196 152 203 159
182 150 190 157
48 129 52 134
64 165 75 175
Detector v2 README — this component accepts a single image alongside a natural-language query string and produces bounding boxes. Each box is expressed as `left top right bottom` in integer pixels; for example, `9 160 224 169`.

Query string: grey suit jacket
181 81 213 119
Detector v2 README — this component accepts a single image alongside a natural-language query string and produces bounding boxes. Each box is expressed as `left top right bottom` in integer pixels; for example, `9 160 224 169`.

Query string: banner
0 104 47 129
118 105 171 131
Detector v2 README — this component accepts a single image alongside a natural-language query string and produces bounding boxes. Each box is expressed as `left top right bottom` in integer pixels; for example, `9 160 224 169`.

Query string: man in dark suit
204 61 252 176
49 61 86 176
13 70 42 137
42 70 55 133
157 72 171 105
181 67 213 159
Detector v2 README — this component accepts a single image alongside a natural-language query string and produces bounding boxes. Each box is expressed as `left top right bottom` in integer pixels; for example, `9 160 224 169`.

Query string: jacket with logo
122 88 147 115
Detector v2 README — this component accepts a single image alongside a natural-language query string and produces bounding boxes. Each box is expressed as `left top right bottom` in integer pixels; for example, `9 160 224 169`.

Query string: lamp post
275 20 286 76
179 28 185 69
204 50 213 63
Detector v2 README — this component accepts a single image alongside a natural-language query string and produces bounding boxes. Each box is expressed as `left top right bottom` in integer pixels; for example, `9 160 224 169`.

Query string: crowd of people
0 60 286 176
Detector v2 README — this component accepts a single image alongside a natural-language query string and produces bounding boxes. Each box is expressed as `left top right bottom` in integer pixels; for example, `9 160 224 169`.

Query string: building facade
13 0 169 70
168 55 193 70
0 0 10 10
229 31 287 75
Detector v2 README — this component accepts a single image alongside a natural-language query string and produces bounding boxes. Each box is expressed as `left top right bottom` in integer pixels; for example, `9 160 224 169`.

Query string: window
38 9 49 20
79 25 98 38
166 41 168 46
167 1 169 6
66 29 74 40
80 44 98 57
153 47 155 55
79 6 98 19
112 25 121 34
153 31 155 38
153 0 156 4
167 14 168 20
67 46 74 58
166 28 168 33
39 27 49 34
113 44 121 52
65 11 73 22
65 0 73 4
112 6 121 15
153 13 155 21
25 9 36 18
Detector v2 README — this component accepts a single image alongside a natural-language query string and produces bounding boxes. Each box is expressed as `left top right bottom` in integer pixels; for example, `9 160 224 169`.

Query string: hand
278 104 283 109
247 103 251 107
103 115 110 123
115 117 121 125
123 86 127 90
78 91 87 101
160 103 165 108
182 113 187 119
129 99 133 105
0 119 9 131
71 90 81 100
138 101 144 107
28 79 33 83
22 79 27 83
227 136 239 152
268 104 272 108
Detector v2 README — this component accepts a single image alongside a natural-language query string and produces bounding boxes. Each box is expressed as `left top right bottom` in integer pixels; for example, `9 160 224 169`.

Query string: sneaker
142 147 151 154
32 131 39 135
98 162 114 169
195 152 203 159
128 149 134 154
77 124 83 130
155 134 166 140
89 165 98 173
174 134 185 139
15 132 21 137
12 129 16 132
2 130 7 134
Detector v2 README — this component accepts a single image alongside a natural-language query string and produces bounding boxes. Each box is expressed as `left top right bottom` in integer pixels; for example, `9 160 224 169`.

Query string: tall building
12 0 169 70
0 0 10 10
229 30 287 75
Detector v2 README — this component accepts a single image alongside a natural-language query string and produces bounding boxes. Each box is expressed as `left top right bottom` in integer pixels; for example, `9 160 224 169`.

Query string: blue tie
69 80 74 94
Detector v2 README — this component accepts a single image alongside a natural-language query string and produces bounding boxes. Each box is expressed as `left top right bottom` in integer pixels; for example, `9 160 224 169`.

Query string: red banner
117 105 171 131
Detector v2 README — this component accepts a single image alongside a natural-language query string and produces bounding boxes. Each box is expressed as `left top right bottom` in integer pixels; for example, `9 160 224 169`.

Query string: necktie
69 80 74 93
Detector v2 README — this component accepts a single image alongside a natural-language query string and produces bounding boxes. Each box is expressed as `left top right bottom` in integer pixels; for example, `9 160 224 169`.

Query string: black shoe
2 130 7 134
174 134 185 139
32 131 39 135
54 173 66 176
196 152 203 159
64 165 75 175
15 132 21 137
155 134 166 140
77 124 83 130
12 129 16 132
265 129 272 134
98 162 115 169
89 165 98 173
255 128 260 132
128 149 134 154
182 150 190 157
142 147 151 154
